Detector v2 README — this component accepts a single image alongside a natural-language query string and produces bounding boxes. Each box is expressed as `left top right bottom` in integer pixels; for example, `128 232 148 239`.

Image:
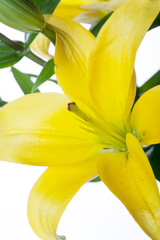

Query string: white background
0 22 160 240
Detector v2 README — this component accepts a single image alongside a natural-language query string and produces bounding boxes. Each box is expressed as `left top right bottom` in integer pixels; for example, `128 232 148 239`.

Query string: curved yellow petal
131 85 160 145
57 0 97 5
54 0 127 23
88 0 160 132
30 33 52 60
46 15 95 105
0 93 101 166
81 0 128 11
74 9 106 24
28 155 98 240
54 4 84 19
98 133 160 240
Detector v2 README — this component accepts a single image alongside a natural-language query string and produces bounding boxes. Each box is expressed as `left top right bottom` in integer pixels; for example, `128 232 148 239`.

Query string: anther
67 102 91 122
68 102 76 112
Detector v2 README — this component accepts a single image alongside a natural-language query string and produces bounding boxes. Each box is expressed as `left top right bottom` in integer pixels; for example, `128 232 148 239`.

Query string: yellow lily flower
30 0 128 59
0 0 160 240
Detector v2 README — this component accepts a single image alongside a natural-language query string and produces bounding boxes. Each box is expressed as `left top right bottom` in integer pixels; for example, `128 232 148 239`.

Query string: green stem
42 23 56 44
0 32 24 52
0 32 46 66
26 50 46 66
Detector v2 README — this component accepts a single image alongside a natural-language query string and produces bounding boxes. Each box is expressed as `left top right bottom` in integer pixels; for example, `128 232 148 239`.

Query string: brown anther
68 102 76 111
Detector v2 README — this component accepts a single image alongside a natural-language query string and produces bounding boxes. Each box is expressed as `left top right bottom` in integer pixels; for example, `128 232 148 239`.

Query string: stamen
68 102 91 123
68 102 127 151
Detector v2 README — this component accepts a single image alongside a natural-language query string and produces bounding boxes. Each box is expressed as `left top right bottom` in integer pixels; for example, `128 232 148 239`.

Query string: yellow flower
0 0 160 240
30 0 128 59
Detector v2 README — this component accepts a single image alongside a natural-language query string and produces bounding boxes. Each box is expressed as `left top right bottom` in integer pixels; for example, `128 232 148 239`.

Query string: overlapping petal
88 0 160 132
81 0 128 12
30 33 52 60
54 0 104 22
131 85 160 145
54 3 84 20
46 15 95 105
28 155 98 240
0 93 101 166
98 133 160 240
54 0 127 24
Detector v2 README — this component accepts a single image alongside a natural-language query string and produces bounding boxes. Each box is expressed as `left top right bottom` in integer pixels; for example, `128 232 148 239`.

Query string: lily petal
98 133 160 240
30 33 52 60
54 4 84 20
57 0 97 5
54 0 127 24
81 0 128 11
74 9 106 24
28 155 98 240
131 85 160 145
46 15 95 105
0 93 101 166
88 0 160 131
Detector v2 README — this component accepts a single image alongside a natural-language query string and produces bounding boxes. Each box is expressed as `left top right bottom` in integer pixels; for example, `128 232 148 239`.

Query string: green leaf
145 144 160 181
137 70 160 96
25 32 38 49
90 176 101 183
33 0 61 14
0 41 23 68
11 67 40 94
149 12 160 30
32 58 55 92
90 12 113 37
22 73 57 83
0 98 7 107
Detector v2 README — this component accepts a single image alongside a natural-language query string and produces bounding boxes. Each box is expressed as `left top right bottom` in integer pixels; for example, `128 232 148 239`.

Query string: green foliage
145 145 160 181
0 98 7 107
0 41 23 68
90 176 101 183
25 33 38 49
32 58 55 92
33 0 61 14
90 12 113 37
11 67 40 94
149 13 160 30
137 70 160 96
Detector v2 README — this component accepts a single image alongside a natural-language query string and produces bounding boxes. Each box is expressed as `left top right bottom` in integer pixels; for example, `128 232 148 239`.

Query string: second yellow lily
0 0 160 240
54 0 128 23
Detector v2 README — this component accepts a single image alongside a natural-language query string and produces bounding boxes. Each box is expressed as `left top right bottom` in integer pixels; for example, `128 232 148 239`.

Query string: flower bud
0 0 46 32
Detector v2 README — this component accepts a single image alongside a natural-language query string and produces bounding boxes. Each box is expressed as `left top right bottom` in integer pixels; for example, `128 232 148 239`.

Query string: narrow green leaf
11 67 40 94
25 33 38 49
32 58 54 92
33 0 61 14
90 12 113 37
138 70 160 96
0 41 23 68
23 73 57 83
145 145 160 181
0 98 7 107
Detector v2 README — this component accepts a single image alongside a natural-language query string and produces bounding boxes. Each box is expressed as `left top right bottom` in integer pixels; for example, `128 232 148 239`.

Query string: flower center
68 102 127 152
